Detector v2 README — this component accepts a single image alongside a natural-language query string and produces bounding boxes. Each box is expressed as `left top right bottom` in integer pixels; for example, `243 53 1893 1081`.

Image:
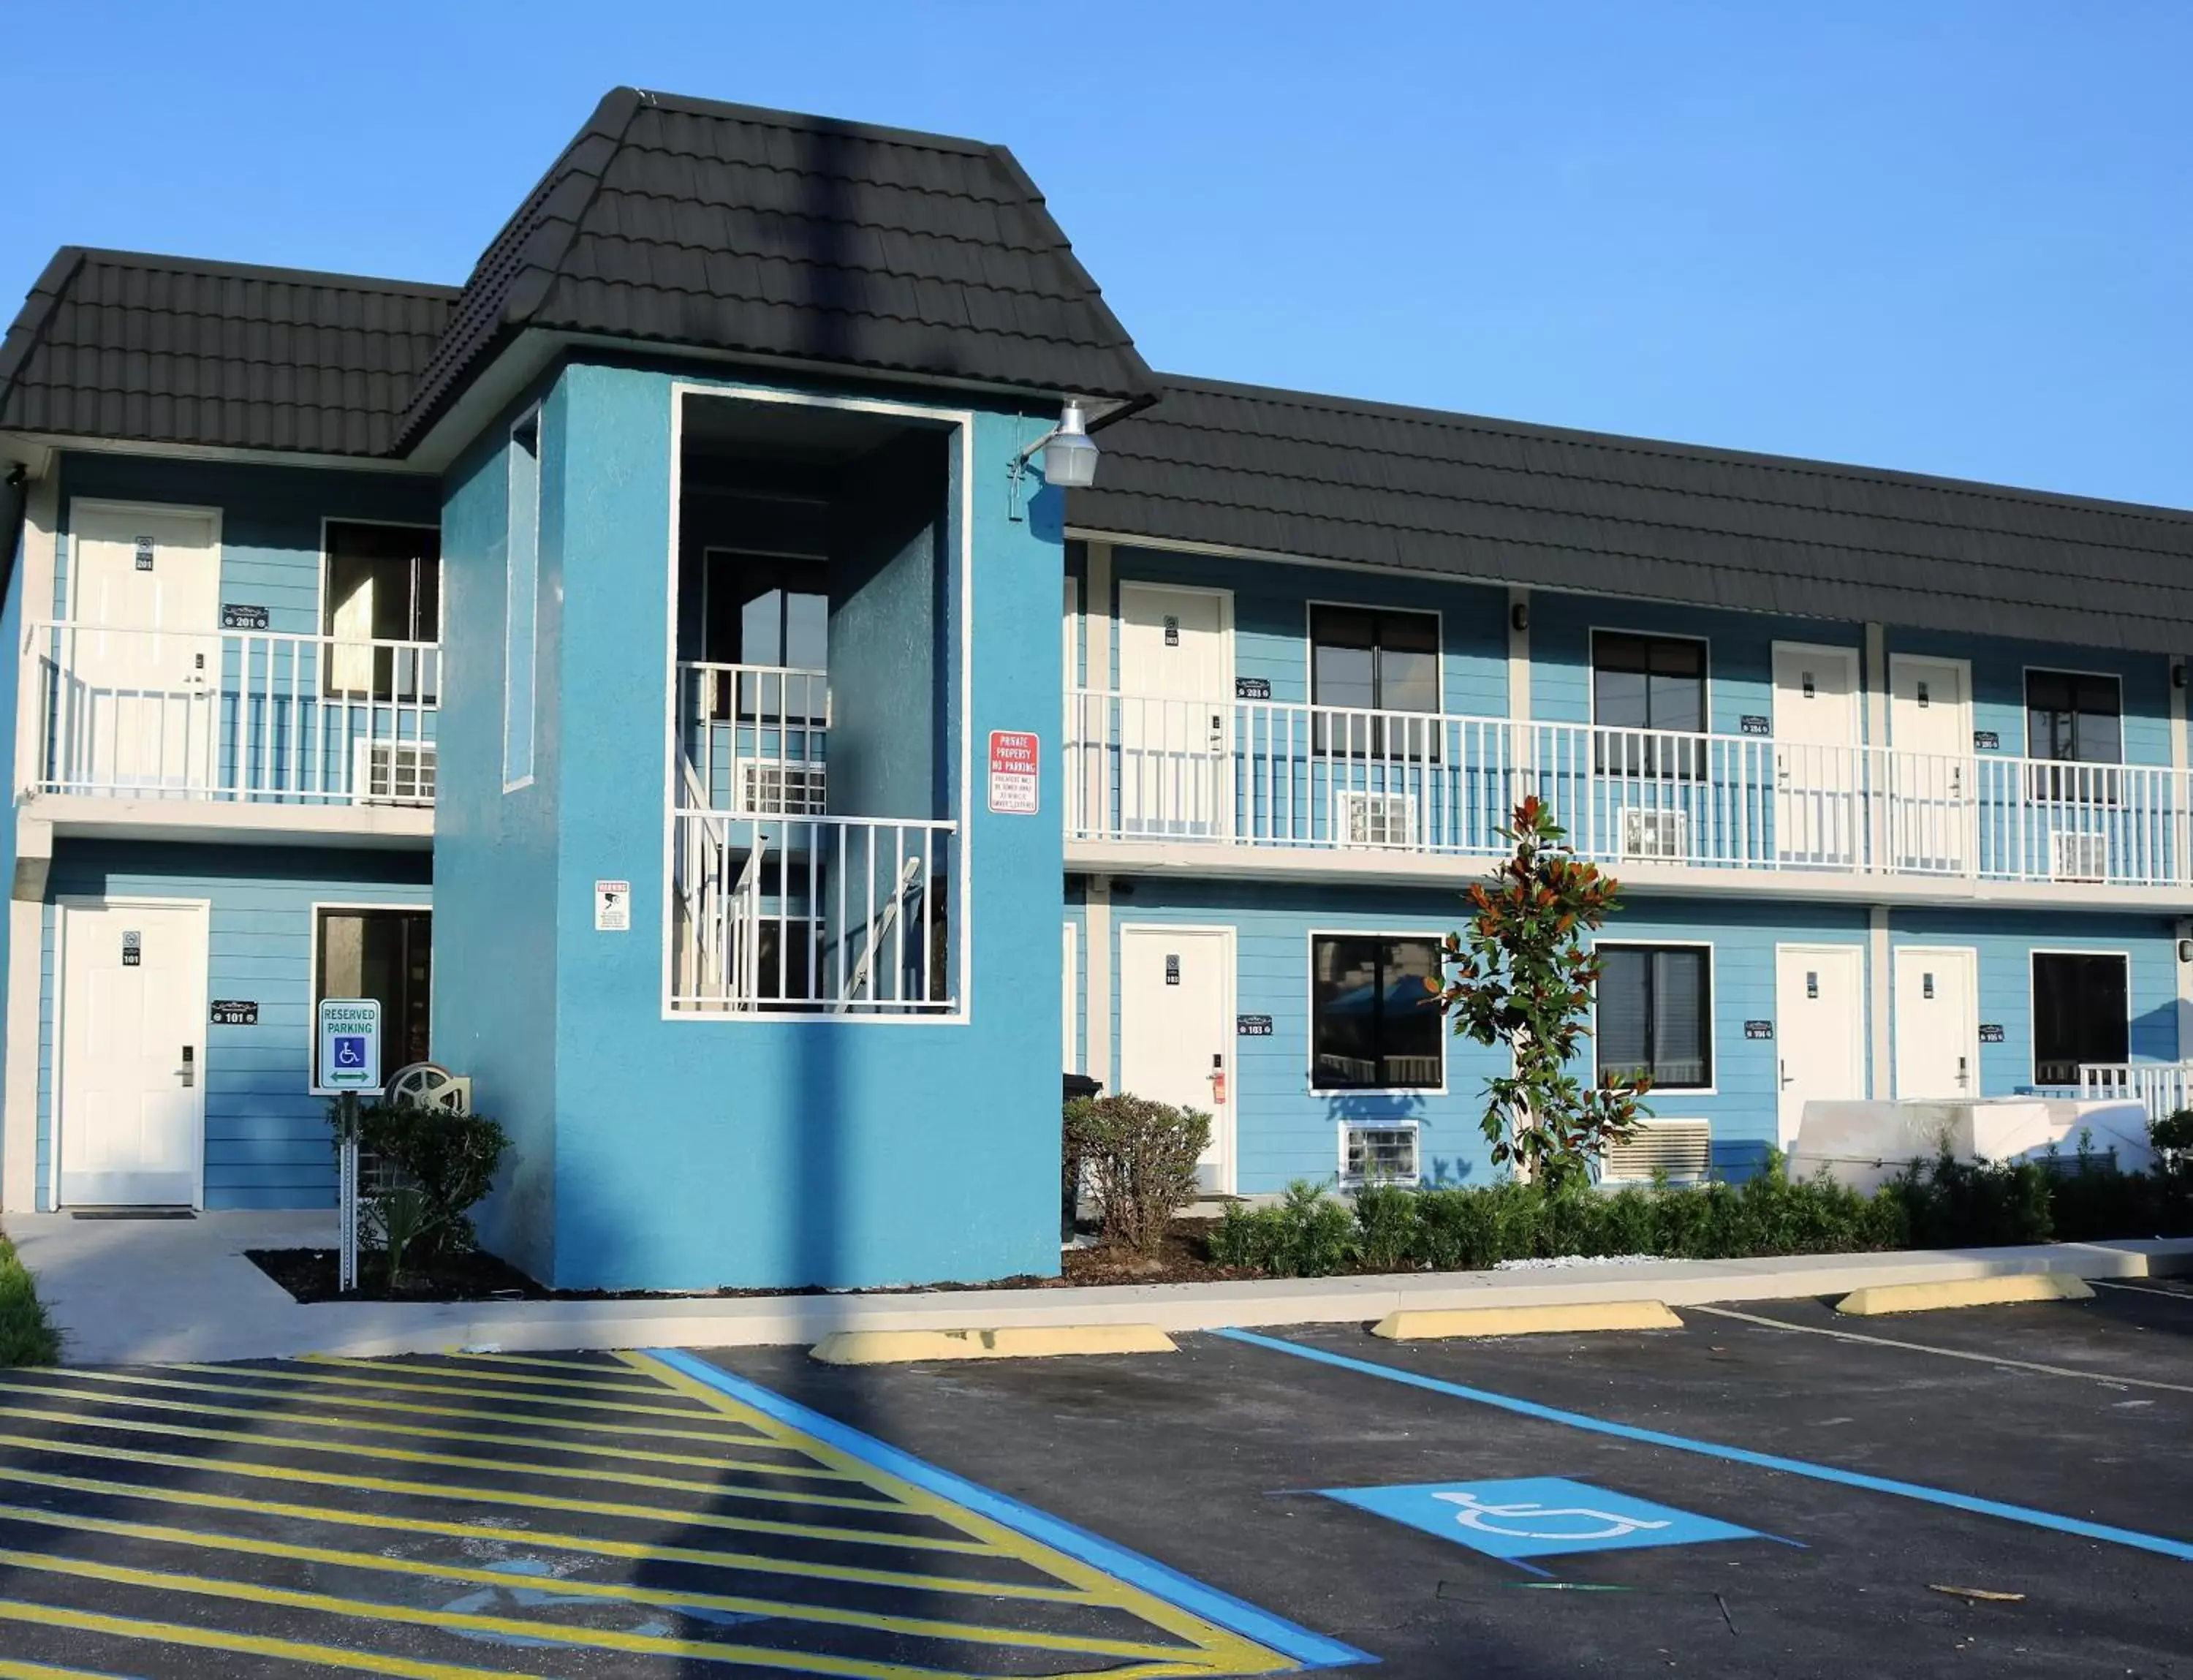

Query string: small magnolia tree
1431 796 1652 1190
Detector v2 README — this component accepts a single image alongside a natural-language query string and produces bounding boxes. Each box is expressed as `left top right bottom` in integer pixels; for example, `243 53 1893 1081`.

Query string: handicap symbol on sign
1433 1490 1673 1543
333 1036 366 1070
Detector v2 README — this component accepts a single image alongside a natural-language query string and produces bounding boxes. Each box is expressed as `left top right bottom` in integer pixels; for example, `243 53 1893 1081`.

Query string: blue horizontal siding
1094 885 2181 1192
56 453 440 636
37 839 432 1211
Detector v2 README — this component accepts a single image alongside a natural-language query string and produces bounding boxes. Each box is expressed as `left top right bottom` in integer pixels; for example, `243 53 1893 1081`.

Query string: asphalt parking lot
0 1281 2186 1678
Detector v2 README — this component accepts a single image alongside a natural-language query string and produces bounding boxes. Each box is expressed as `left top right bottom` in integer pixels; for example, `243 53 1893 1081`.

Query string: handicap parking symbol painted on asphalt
1320 1477 1767 1562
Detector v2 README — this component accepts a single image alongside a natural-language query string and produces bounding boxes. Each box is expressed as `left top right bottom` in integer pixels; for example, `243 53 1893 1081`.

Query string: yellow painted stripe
0 1500 1205 1665
0 1547 1008 1679
0 1377 848 1476
301 1352 676 1396
45 1367 781 1447
0 1461 1086 1602
0 1661 141 1680
157 1359 735 1420
0 1405 895 1511
626 1352 1298 1676
0 1429 977 1553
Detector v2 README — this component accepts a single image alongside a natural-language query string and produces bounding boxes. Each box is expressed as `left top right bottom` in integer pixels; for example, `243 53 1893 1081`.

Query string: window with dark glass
314 909 431 1086
1596 944 1712 1089
1310 934 1443 1091
2026 670 2122 803
1310 607 1439 754
700 550 829 722
323 523 440 702
2031 952 2127 1087
1593 632 1708 779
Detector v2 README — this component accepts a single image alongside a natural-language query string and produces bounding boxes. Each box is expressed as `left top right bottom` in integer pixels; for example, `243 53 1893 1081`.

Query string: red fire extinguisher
1209 1053 1227 1106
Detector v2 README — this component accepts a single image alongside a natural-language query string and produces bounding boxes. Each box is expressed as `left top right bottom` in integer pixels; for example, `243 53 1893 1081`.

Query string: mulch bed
248 1219 1260 1304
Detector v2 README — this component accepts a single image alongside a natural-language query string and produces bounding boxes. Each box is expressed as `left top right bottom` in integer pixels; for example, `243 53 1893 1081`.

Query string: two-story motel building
1 88 2188 1290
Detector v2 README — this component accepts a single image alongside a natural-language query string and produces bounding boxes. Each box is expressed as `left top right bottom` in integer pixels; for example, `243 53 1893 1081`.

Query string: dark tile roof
396 88 1151 448
1072 377 2193 656
0 249 457 458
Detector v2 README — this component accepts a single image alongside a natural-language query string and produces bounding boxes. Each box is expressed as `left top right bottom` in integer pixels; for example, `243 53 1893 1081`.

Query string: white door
66 505 221 793
58 900 209 1206
1890 656 1974 872
1893 945 1980 1101
1774 944 1866 1146
1119 925 1235 1192
1117 584 1232 838
1772 645 1861 866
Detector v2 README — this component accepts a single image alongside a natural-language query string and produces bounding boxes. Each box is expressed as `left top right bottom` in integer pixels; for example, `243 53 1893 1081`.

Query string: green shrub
1892 1153 2052 1249
1352 1183 1423 1272
1208 1181 1357 1276
0 1229 58 1366
1064 1094 1211 1256
333 1100 510 1289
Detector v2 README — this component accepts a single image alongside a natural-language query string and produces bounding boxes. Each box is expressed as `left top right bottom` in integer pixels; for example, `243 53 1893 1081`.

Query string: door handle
1957 1054 1968 1089
1208 713 1224 751
177 1045 195 1089
1779 1058 1792 1089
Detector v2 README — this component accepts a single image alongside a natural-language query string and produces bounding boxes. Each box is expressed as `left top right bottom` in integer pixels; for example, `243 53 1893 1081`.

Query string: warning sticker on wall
594 880 631 932
988 730 1039 814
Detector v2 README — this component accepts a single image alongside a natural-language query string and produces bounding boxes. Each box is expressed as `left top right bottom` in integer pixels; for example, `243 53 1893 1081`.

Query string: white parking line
2089 1279 2193 1303
1689 1304 2193 1396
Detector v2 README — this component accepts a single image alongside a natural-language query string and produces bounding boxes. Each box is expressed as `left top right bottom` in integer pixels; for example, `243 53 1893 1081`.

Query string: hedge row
1205 1151 2193 1279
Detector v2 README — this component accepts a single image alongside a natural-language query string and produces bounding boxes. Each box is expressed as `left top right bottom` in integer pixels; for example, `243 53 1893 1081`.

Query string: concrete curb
1372 1301 1683 1339
809 1325 1178 1364
16 1208 2191 1366
1833 1274 2096 1316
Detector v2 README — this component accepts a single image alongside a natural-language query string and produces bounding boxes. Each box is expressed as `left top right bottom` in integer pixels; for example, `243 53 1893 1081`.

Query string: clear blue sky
13 2 2189 507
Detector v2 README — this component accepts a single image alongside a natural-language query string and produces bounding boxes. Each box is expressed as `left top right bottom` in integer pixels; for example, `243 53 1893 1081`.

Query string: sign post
318 998 383 1293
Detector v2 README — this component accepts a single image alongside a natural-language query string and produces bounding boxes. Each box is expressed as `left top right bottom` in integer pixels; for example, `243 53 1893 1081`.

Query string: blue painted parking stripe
649 1348 1374 1668
1217 1328 2193 1564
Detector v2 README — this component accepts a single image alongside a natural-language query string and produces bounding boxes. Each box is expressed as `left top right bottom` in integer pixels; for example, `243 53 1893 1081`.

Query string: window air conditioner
1621 807 1692 862
1336 790 1417 849
738 762 828 817
355 741 436 805
1600 1119 1712 1184
2049 831 2109 884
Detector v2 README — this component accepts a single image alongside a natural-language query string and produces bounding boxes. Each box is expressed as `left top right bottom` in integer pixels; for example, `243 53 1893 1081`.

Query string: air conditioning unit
1343 1124 1421 1187
355 741 436 805
1621 807 1692 861
2050 831 2109 883
1601 1119 1712 1184
1336 790 1417 849
738 762 827 816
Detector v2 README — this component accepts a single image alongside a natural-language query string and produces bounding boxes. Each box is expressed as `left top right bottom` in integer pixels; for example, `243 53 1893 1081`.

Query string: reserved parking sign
317 997 382 1091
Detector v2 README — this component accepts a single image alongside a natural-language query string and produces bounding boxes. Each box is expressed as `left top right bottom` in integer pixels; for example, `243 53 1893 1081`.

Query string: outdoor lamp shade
1042 399 1099 488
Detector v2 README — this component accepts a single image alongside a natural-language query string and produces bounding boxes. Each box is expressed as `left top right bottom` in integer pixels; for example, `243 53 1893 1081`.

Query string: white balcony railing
677 662 828 814
671 808 956 1014
23 621 439 808
1064 692 2193 890
2080 1062 2193 1126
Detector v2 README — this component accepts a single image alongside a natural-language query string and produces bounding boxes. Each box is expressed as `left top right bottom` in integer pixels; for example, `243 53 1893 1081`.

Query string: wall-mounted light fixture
2173 659 2186 691
1510 601 1530 633
2178 937 2193 964
1008 398 1099 519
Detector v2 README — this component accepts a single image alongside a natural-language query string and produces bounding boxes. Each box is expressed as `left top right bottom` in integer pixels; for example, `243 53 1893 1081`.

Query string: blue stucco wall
431 364 1065 1290
52 453 441 629
429 379 565 1282
35 839 430 1210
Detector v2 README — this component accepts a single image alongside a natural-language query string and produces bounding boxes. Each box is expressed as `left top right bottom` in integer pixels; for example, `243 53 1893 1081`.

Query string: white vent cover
1601 1118 1712 1184
1344 1124 1420 1185
1621 807 1692 861
739 762 827 816
2050 831 2108 883
356 741 436 805
1336 790 1416 849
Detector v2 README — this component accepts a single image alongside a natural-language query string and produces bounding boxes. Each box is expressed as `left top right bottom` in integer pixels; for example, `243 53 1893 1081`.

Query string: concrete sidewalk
10 1208 2193 1366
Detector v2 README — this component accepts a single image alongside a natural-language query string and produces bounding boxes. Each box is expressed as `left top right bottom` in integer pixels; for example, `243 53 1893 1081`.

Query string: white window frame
1304 927 1450 1097
503 409 542 792
307 900 433 1096
1336 1117 1424 1189
1591 938 1718 1096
